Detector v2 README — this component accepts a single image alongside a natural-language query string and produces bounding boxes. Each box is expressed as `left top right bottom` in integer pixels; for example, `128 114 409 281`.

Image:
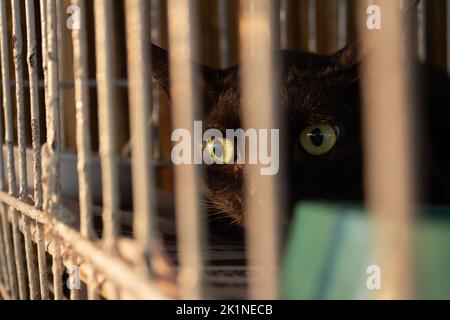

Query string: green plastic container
281 203 450 299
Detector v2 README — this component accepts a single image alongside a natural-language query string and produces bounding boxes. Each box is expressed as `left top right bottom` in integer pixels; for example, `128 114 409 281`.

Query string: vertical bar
280 0 288 48
308 0 317 52
0 205 16 299
26 0 43 212
26 0 49 300
167 0 206 299
358 0 415 299
71 0 94 240
217 0 231 68
150 0 162 160
51 239 64 300
337 0 348 49
46 0 64 300
239 0 282 299
417 0 426 62
46 0 61 151
125 0 157 263
0 0 27 300
447 0 450 73
36 224 49 299
11 0 40 300
0 10 12 297
93 0 120 251
0 208 8 286
56 0 66 150
69 255 80 300
87 272 100 300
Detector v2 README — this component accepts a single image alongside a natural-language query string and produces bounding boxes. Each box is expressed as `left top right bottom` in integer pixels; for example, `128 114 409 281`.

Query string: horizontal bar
10 79 130 89
0 191 171 299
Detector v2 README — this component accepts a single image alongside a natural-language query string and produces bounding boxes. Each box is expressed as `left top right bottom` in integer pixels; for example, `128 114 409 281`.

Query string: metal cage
0 0 445 300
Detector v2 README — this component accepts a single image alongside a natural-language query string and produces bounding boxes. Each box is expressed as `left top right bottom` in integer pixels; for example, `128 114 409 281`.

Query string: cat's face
152 44 364 224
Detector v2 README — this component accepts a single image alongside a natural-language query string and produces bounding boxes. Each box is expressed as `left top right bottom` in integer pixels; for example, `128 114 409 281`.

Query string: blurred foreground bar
358 0 417 299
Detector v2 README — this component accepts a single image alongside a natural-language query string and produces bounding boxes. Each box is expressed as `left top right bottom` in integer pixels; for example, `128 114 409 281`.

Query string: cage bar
239 0 283 299
71 0 95 241
359 0 415 299
0 205 16 299
93 0 121 251
125 0 157 264
167 0 206 299
11 0 41 300
0 0 28 300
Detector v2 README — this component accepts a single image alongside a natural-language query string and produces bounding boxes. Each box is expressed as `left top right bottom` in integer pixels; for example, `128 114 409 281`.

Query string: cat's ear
331 42 364 70
151 44 226 103
150 43 170 94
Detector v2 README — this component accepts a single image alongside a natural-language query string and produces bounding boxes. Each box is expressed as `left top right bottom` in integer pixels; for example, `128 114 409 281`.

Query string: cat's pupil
309 128 324 147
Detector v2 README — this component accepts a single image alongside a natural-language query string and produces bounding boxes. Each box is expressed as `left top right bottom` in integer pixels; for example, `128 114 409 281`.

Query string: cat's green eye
205 137 235 164
300 123 338 156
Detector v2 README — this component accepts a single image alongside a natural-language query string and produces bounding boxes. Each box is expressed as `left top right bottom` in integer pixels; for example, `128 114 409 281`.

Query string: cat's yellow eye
300 123 338 156
205 137 235 164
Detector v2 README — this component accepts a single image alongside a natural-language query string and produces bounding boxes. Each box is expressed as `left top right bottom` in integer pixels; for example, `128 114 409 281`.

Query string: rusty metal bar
0 0 28 300
11 0 40 300
71 0 95 241
25 0 49 299
125 0 157 264
93 0 120 251
239 0 282 299
359 0 415 299
36 223 49 299
25 0 43 211
46 0 61 152
167 0 206 299
46 0 64 301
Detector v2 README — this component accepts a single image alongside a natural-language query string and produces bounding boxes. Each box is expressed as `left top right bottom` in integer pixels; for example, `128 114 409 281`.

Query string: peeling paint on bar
71 0 95 241
26 0 49 299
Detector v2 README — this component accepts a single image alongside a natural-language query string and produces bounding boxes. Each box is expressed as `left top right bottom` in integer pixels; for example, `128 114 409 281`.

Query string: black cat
150 42 450 229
